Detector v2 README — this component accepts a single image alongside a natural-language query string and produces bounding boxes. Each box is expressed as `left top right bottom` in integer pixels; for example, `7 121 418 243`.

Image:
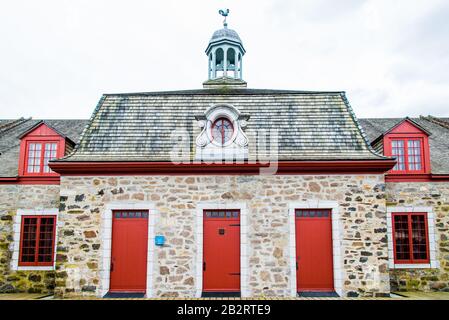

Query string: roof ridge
57 95 106 161
0 117 32 136
103 88 346 96
340 93 390 160
421 115 449 130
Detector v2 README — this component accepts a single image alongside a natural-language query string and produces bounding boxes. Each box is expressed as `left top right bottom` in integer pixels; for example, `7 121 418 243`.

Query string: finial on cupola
219 9 230 28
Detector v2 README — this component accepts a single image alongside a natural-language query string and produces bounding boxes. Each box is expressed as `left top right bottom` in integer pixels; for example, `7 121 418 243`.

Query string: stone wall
56 174 390 298
0 184 59 293
386 182 449 292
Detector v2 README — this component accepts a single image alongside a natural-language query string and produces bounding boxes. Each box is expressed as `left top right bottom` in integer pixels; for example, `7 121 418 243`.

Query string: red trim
386 174 431 182
391 212 430 265
3 172 447 183
0 176 60 185
386 174 449 182
19 215 56 267
431 174 449 180
0 177 18 182
48 160 396 175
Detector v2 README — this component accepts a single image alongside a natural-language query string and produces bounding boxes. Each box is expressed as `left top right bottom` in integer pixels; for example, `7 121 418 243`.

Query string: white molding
195 104 249 161
10 208 59 271
99 202 158 298
195 202 249 298
386 206 439 269
288 201 343 297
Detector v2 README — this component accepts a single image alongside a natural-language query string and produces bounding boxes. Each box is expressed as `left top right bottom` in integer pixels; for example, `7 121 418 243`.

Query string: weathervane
219 9 230 28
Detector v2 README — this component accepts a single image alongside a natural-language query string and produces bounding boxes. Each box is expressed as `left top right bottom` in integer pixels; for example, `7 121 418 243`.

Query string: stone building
0 18 448 298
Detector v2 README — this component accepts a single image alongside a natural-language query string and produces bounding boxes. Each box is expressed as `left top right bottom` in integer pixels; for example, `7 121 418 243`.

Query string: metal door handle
203 262 206 271
110 262 114 272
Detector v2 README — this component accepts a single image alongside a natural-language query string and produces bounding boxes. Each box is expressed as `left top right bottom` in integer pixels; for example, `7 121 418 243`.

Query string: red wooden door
203 210 240 292
110 210 149 293
295 209 334 292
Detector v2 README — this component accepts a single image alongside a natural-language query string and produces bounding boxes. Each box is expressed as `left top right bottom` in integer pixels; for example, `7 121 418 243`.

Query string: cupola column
211 50 217 79
208 54 212 79
234 50 239 79
223 47 228 77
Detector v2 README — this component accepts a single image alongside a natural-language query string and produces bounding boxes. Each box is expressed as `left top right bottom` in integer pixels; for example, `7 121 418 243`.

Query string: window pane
295 209 331 219
43 143 58 173
411 215 428 260
204 210 239 219
37 217 55 263
212 118 234 145
27 143 42 173
391 140 406 171
407 140 422 171
20 217 38 263
393 215 410 261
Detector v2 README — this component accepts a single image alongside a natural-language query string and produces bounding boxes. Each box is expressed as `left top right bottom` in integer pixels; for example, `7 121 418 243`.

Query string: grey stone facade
54 174 390 298
0 185 59 293
386 182 449 292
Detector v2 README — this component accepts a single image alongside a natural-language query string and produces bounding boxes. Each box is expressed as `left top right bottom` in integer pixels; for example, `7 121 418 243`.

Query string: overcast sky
0 0 448 120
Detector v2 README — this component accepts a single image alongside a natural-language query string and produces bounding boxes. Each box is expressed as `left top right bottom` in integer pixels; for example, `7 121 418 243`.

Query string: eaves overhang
49 160 396 176
205 38 246 55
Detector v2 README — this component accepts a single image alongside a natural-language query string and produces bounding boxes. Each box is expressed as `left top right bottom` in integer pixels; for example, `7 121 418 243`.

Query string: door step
202 292 241 298
297 291 339 298
103 292 145 298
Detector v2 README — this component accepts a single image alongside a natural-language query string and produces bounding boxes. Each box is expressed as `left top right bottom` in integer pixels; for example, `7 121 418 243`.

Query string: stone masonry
386 182 449 292
55 174 390 298
0 184 59 293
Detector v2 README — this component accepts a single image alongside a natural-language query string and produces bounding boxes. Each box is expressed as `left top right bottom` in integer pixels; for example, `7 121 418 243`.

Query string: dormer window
383 119 431 175
212 118 234 145
18 122 68 178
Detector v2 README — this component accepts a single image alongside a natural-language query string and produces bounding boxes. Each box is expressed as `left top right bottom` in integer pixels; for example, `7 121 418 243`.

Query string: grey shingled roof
0 119 88 177
210 28 243 45
359 118 449 174
58 89 386 162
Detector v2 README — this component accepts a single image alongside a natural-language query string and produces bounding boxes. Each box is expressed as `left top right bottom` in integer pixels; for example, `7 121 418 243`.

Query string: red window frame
391 212 430 264
18 215 57 267
211 118 234 145
19 137 65 177
23 140 61 176
387 137 426 174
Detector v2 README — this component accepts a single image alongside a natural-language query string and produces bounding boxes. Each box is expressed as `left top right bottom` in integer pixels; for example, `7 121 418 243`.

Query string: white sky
0 0 448 119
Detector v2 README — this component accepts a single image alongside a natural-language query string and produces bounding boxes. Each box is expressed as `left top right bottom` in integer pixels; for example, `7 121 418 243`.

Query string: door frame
288 201 343 297
195 202 249 298
99 202 158 298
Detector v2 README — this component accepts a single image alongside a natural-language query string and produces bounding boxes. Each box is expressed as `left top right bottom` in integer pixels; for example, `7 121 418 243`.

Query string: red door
110 210 149 293
203 210 240 292
295 209 334 292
